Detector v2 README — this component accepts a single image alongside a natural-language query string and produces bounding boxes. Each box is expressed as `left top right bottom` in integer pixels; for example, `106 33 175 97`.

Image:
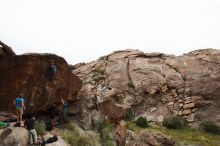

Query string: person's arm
60 97 64 105
14 100 16 106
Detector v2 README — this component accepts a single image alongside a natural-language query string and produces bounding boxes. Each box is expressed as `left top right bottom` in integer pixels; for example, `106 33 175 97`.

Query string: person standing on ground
14 93 25 123
24 117 38 145
60 97 68 119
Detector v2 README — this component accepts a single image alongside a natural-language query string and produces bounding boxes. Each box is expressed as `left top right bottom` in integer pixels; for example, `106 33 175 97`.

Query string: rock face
99 100 125 123
73 49 220 127
0 41 15 56
0 128 70 146
0 53 82 114
116 120 127 146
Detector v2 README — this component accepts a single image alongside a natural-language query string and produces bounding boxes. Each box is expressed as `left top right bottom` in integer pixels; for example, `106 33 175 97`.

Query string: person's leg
19 108 22 122
63 107 67 119
29 131 33 144
51 119 55 129
49 72 55 81
49 72 52 81
52 72 55 81
95 102 98 111
20 108 24 122
31 129 38 144
19 114 22 122
17 108 23 123
16 108 20 122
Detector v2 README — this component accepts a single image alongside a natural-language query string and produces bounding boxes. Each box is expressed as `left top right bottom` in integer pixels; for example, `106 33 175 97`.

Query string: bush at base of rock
63 122 99 146
135 117 148 128
200 121 220 135
163 116 187 129
125 108 134 121
35 120 46 135
98 119 115 146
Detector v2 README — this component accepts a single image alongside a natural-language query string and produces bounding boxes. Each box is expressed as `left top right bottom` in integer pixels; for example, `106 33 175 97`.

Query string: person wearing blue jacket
61 97 68 119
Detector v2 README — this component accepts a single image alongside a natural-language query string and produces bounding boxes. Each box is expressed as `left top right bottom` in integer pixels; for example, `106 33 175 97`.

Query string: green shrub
200 121 220 135
93 75 105 82
98 119 114 146
78 135 96 146
127 80 135 88
63 131 78 146
98 69 105 75
125 108 134 121
135 117 148 128
35 120 46 135
63 122 79 145
93 69 105 75
67 122 77 131
68 64 75 70
64 122 99 146
163 116 187 129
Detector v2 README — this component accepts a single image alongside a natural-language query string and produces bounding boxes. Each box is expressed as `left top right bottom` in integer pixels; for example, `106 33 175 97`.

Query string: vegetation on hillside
35 120 46 136
163 116 188 129
125 108 134 121
98 119 115 146
63 122 100 146
135 116 148 128
200 121 220 135
127 121 220 146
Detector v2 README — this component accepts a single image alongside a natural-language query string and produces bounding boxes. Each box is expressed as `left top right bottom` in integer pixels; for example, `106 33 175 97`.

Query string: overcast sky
0 0 220 64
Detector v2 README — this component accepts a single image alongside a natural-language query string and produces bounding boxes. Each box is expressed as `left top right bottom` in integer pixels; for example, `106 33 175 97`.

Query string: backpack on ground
14 122 21 127
41 135 58 146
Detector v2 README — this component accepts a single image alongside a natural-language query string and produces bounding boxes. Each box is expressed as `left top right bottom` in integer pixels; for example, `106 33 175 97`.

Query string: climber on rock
48 60 57 81
14 93 25 123
92 93 99 111
60 97 68 119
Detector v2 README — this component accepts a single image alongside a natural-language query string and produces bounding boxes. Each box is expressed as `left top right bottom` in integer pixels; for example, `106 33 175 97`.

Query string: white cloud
0 0 220 64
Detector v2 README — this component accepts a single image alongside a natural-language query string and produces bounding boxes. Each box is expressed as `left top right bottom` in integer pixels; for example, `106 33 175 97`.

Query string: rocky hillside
73 49 220 128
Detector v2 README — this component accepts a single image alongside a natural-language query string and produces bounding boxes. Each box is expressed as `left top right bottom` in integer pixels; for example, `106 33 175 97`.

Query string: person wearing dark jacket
48 104 56 129
24 117 37 145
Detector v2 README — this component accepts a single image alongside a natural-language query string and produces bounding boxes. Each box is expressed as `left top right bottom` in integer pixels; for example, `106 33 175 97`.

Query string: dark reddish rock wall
0 41 15 56
0 53 82 114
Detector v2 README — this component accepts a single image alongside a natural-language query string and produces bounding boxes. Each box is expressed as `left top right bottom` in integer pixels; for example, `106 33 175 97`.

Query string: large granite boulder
99 100 125 123
0 128 70 146
0 53 82 115
73 49 220 126
0 127 28 146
